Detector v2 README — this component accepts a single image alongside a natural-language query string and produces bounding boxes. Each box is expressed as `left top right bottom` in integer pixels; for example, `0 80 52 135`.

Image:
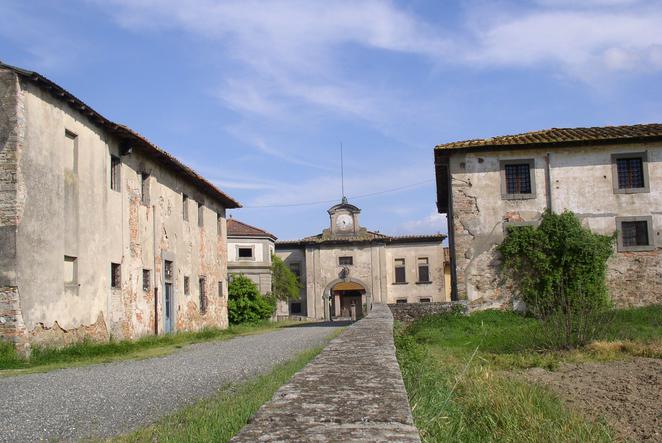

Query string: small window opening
198 202 204 228
339 256 353 266
289 262 301 280
420 298 431 303
238 247 253 260
182 194 189 221
184 276 190 295
111 263 121 289
64 130 77 172
164 260 173 282
143 269 151 292
218 281 223 298
290 302 302 314
110 156 121 191
199 277 207 313
396 299 407 304
140 172 150 205
64 256 77 284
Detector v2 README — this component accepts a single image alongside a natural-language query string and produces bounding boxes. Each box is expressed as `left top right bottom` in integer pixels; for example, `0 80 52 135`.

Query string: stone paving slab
231 304 421 442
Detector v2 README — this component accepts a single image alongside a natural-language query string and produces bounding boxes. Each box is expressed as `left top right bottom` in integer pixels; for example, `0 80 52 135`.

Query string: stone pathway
231 304 421 442
0 323 341 442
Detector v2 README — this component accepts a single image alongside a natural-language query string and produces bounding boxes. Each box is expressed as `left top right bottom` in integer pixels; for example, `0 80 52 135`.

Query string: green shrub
498 210 615 348
271 255 301 300
228 275 276 324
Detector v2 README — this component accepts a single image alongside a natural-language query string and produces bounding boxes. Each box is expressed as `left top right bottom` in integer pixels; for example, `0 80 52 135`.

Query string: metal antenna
340 142 346 203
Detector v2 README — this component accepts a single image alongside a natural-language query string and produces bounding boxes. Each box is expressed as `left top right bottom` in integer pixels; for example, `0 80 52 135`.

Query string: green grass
0 320 303 375
395 305 662 442
112 330 342 443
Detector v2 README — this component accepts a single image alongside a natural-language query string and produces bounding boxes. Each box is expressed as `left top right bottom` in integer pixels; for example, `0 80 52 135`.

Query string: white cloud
397 211 447 235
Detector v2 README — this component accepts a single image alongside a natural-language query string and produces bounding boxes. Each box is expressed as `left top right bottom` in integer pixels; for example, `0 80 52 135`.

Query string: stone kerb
231 304 421 442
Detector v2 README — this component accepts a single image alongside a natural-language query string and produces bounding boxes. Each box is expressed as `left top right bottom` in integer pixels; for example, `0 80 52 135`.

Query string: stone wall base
388 301 467 323
0 286 30 356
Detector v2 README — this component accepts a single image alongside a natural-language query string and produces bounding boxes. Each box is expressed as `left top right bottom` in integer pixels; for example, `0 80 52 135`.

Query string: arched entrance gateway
331 280 366 319
323 277 370 321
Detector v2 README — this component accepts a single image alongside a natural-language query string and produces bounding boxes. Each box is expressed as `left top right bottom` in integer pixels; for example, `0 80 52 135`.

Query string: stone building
0 62 240 353
435 123 662 308
276 198 447 320
226 218 288 318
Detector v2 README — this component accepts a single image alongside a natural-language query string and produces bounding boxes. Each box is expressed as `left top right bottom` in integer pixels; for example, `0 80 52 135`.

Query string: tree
498 210 614 347
271 255 301 301
227 274 275 324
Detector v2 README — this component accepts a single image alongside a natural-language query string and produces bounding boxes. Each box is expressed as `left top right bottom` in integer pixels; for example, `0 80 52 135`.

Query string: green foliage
228 274 276 324
498 211 615 347
394 306 662 442
270 255 301 301
498 210 614 318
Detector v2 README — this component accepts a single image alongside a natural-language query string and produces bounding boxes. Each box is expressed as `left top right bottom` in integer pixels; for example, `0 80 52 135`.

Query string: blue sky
2 0 662 240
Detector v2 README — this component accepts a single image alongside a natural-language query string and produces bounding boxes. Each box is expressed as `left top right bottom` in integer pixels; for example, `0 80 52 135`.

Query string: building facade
226 219 289 318
435 124 662 308
276 198 447 320
0 62 240 354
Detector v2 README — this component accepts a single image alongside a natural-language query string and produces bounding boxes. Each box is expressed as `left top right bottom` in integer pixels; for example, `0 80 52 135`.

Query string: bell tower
327 197 361 237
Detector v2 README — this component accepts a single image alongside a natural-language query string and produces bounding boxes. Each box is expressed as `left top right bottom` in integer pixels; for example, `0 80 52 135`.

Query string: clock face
336 214 353 231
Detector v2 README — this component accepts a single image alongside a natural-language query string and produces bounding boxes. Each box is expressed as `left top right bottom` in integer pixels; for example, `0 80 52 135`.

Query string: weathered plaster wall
449 144 662 308
384 242 446 303
2 71 230 347
276 247 307 313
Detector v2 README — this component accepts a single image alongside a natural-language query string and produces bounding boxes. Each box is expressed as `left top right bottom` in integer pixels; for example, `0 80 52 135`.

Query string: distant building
276 198 447 320
435 123 662 308
0 62 240 354
226 219 289 318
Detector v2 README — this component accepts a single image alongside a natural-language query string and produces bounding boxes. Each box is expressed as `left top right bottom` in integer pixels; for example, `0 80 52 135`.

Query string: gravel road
0 323 342 442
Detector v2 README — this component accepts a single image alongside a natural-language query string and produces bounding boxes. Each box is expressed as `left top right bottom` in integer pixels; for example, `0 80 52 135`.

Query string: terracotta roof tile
436 123 662 152
227 219 277 240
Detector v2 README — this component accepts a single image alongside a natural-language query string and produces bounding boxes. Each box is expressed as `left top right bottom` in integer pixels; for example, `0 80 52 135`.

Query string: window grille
621 221 649 247
504 163 531 194
142 269 150 292
111 263 121 289
339 256 353 266
199 277 207 313
616 158 645 189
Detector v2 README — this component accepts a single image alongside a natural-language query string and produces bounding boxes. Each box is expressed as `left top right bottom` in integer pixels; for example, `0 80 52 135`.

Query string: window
500 159 536 199
64 256 77 284
290 302 302 314
199 277 207 313
417 257 430 283
238 247 254 260
616 216 655 252
142 269 150 292
110 156 121 191
339 256 353 266
140 173 150 205
198 202 204 228
184 276 190 295
64 130 77 172
217 213 223 236
289 262 301 280
612 152 649 193
396 299 407 304
394 258 406 284
218 281 224 298
164 260 174 282
182 194 189 221
111 263 121 289
419 298 431 303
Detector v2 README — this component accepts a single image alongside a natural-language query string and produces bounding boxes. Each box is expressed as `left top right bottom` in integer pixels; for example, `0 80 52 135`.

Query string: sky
2 0 662 240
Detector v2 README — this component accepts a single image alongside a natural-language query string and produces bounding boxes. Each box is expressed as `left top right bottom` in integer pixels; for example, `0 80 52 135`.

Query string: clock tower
327 197 361 237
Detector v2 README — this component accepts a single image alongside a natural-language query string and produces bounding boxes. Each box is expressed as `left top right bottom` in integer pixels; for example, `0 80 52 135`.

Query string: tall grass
0 320 294 372
396 305 661 442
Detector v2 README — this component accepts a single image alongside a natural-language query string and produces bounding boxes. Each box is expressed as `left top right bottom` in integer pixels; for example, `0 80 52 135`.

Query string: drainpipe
545 153 553 212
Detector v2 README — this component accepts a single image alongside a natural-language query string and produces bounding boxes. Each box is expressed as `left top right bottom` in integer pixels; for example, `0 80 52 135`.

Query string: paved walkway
0 323 342 442
232 304 421 442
